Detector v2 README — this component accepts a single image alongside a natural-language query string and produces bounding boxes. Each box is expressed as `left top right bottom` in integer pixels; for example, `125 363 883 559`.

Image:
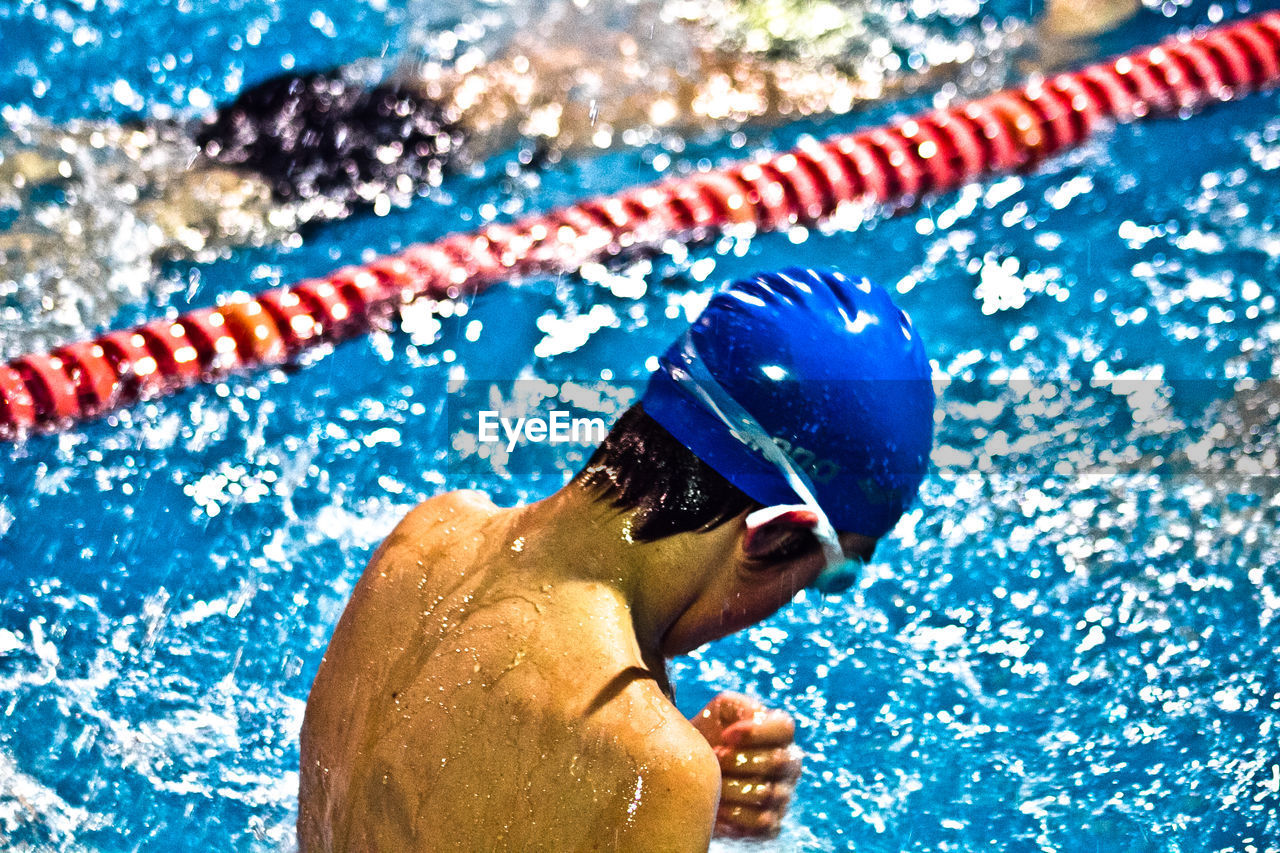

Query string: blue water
3 0 1280 850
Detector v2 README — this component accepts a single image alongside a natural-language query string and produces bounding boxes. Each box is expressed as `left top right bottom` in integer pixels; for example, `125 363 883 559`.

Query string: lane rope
4 11 1280 437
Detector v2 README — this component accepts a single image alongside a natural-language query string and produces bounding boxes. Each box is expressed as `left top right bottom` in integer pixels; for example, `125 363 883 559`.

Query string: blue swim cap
641 267 935 539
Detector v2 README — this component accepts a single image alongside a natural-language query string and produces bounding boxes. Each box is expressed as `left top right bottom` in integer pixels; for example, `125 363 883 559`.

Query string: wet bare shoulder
530 587 722 829
602 681 720 852
465 607 720 850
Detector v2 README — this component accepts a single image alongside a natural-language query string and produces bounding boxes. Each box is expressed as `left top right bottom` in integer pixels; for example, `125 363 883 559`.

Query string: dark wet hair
573 404 760 542
196 69 463 207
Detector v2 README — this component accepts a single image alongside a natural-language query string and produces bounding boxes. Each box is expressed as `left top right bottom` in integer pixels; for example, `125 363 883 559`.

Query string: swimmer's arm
615 728 721 852
1039 0 1141 42
691 0 1143 129
577 673 721 851
412 31 959 158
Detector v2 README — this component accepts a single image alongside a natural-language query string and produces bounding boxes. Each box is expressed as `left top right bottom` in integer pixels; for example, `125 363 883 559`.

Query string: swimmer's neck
505 483 737 671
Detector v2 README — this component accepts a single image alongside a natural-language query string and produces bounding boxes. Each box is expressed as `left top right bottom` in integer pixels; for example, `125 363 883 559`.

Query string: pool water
3 0 1280 850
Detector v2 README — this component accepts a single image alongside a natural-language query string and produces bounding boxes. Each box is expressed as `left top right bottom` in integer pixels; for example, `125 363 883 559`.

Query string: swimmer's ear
742 505 822 564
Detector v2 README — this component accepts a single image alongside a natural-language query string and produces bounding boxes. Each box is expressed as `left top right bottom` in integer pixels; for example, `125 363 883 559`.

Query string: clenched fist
690 692 803 838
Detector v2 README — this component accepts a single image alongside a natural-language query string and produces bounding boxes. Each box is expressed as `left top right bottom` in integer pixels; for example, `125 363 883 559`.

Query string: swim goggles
664 331 864 595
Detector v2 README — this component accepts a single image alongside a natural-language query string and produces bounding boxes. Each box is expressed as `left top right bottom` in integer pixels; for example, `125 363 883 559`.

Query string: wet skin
299 486 873 850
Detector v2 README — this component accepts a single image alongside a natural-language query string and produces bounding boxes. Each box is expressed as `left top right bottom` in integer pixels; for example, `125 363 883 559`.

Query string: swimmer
297 267 937 849
1 0 1139 359
200 0 1142 205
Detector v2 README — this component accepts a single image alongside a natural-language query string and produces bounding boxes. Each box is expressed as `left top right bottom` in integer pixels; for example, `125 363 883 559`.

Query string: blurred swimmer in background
0 0 1139 359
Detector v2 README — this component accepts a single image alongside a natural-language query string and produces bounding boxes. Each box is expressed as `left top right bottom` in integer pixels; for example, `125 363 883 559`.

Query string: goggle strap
667 332 848 576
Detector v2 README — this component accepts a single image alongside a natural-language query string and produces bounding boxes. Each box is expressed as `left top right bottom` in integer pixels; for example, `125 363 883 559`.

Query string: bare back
298 491 719 852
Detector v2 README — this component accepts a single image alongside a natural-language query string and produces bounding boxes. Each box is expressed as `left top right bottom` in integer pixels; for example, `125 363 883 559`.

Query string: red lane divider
4 11 1280 438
